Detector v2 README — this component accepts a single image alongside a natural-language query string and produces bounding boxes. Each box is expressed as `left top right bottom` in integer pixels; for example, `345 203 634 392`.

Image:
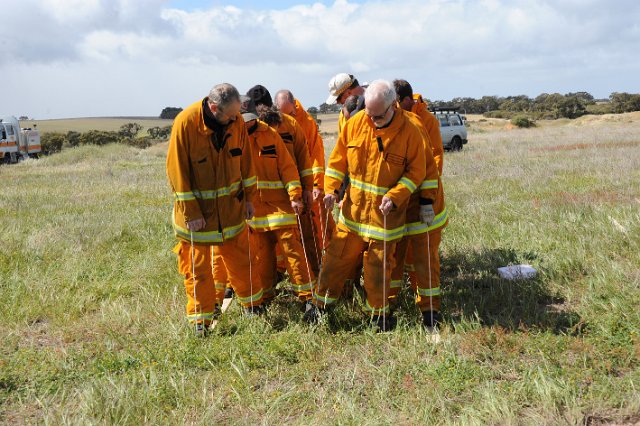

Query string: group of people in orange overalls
165 74 448 336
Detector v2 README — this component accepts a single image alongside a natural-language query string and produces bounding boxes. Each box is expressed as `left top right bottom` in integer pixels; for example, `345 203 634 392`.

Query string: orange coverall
291 99 336 265
316 108 426 316
246 121 314 301
389 111 448 312
412 93 444 175
166 99 261 322
272 114 320 277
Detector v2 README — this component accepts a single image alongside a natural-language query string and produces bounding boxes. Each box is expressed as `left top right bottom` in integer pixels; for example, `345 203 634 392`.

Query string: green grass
1 115 639 424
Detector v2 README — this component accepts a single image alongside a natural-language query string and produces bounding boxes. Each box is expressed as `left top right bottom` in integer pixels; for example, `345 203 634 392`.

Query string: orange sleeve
291 120 314 191
166 117 203 222
237 115 257 202
324 120 349 196
425 111 444 175
275 132 302 202
304 120 326 191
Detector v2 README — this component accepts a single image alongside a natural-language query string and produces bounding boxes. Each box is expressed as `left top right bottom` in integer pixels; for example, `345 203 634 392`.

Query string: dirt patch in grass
583 412 640 425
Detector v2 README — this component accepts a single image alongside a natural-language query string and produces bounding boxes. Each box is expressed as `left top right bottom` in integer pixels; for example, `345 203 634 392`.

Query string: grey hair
275 89 295 104
208 83 240 109
364 80 396 108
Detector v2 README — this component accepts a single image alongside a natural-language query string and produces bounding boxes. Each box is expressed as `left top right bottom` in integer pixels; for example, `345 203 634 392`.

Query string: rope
382 213 387 331
190 230 199 334
246 226 254 311
297 213 315 301
308 211 321 271
316 199 332 298
426 230 434 329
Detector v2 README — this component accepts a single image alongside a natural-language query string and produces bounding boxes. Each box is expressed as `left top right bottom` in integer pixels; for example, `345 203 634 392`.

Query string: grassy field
1 113 639 424
24 117 173 134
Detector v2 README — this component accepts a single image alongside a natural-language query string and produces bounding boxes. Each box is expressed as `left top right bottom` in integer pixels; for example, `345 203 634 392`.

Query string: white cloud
1 0 639 118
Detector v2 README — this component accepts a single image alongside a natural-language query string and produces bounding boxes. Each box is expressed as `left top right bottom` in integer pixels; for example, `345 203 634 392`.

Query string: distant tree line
426 92 640 119
40 122 172 155
312 91 640 120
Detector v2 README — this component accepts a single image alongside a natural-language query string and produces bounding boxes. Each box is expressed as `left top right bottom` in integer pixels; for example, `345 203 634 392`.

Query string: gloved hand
323 193 337 211
291 199 304 215
420 204 435 226
313 188 323 202
186 217 206 231
379 196 394 216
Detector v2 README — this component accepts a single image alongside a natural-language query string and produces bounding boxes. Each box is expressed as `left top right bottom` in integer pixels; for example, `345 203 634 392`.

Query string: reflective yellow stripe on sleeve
325 167 345 181
398 177 418 192
420 179 438 190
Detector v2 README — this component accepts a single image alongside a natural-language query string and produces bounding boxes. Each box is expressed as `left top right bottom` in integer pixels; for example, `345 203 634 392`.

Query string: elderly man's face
275 95 295 115
210 100 240 125
365 97 394 128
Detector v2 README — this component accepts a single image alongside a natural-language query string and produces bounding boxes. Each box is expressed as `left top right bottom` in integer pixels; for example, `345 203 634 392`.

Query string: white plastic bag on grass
497 264 537 280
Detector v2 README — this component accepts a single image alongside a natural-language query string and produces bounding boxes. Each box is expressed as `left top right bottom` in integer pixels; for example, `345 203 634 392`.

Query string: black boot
371 314 396 332
300 299 314 313
243 304 266 317
302 304 325 324
194 322 207 337
224 287 234 299
422 310 442 332
212 304 222 319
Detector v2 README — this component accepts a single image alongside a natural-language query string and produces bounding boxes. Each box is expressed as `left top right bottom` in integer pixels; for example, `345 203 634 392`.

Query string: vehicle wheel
452 136 463 151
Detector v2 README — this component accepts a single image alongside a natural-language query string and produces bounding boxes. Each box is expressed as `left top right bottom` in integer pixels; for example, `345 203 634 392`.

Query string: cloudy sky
1 0 638 119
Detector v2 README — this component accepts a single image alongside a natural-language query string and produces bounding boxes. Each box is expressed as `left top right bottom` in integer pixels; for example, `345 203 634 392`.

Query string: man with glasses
304 80 427 331
166 83 263 336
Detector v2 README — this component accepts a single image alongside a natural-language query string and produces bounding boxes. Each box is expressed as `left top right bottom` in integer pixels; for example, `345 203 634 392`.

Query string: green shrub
122 136 155 149
483 110 515 119
66 131 81 147
511 115 535 128
79 130 120 146
40 132 65 154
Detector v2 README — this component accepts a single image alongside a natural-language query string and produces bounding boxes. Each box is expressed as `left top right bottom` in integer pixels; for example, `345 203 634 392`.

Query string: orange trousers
314 226 395 316
389 229 442 312
175 226 263 324
212 253 228 305
256 227 314 302
276 201 335 278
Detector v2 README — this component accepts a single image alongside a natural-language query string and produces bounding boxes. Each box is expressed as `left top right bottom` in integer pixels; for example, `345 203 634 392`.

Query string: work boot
212 304 222 320
302 304 325 324
194 322 207 338
371 315 396 332
300 299 314 313
243 304 266 317
224 287 234 299
422 310 442 333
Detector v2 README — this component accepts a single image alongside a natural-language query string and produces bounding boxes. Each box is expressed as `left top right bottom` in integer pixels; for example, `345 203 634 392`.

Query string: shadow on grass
441 247 585 335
